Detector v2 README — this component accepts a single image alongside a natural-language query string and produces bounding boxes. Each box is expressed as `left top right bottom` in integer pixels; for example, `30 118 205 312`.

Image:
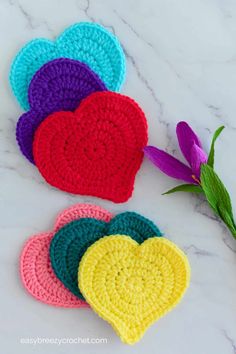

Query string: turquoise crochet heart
10 22 126 110
50 212 162 299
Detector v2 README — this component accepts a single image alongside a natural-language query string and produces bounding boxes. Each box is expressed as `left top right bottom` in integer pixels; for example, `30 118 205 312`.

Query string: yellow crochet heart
78 235 190 344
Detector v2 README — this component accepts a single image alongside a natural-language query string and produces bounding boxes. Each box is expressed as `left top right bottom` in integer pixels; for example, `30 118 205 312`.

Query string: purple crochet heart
16 58 107 163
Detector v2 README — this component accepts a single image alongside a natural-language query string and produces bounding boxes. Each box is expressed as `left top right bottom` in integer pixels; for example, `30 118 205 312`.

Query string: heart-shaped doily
20 204 112 307
33 91 148 202
79 235 190 344
50 212 162 299
16 58 107 163
10 22 125 110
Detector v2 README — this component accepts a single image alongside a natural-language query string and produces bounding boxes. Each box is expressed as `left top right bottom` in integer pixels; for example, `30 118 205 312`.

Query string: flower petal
176 121 202 165
144 146 197 184
190 143 208 178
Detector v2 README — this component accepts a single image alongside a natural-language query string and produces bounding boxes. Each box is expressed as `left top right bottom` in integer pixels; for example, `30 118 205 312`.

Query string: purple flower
144 121 207 185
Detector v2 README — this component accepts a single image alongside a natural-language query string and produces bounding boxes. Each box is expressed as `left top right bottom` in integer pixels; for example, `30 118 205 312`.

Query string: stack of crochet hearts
10 22 148 203
20 203 190 344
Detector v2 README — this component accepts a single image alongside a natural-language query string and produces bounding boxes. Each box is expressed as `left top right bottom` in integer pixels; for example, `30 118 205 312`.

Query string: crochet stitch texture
16 58 107 163
10 22 126 110
50 212 162 299
79 236 190 344
33 91 148 203
20 204 112 307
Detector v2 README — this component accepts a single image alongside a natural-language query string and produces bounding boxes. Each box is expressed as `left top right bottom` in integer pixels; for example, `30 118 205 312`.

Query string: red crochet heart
33 91 148 203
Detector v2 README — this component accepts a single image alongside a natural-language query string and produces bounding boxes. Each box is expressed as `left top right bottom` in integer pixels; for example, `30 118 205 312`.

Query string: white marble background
1 0 236 353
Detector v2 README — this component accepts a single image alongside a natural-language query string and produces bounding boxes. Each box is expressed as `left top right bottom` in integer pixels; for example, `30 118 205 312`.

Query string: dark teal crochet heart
50 212 162 299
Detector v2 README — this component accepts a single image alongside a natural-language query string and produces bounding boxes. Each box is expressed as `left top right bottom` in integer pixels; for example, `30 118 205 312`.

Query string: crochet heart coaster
20 204 112 307
33 91 148 202
10 22 126 110
79 236 190 344
16 58 107 163
50 212 162 299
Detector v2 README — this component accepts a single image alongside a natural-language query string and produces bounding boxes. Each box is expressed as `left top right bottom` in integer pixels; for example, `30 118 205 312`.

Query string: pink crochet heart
20 204 113 307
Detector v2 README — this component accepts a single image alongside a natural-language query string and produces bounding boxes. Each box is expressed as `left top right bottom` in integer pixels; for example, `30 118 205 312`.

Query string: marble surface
1 0 236 353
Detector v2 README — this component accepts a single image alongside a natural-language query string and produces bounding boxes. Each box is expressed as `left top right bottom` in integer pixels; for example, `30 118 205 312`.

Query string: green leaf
163 184 203 195
200 164 236 238
207 126 224 168
218 205 236 237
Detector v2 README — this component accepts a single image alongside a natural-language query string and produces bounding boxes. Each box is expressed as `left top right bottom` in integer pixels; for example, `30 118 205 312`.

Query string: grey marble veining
0 1 236 353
